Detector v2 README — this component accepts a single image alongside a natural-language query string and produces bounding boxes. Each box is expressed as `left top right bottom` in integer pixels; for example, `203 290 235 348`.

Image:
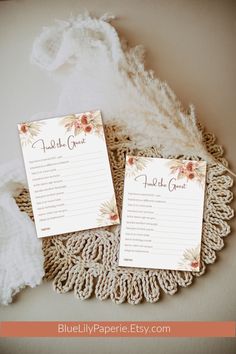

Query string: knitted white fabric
0 160 44 305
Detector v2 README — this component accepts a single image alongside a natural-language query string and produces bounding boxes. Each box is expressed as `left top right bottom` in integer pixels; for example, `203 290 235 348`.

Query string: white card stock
18 111 119 237
118 156 206 271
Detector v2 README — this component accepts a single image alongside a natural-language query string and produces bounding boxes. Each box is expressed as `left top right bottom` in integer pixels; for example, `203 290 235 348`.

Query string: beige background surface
0 0 235 353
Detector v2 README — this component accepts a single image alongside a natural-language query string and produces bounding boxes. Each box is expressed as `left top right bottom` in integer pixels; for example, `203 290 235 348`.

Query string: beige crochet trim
15 123 234 304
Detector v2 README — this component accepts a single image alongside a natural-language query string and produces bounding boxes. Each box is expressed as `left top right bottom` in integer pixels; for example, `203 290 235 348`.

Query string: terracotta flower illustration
18 121 44 146
125 156 151 177
167 159 206 185
60 111 103 138
97 195 120 226
178 244 201 271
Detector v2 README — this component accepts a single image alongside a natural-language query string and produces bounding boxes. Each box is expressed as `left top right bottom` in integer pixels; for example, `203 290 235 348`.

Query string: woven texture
15 123 234 304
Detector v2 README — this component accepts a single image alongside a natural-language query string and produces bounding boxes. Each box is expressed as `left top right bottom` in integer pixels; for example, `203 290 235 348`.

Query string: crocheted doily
15 123 234 304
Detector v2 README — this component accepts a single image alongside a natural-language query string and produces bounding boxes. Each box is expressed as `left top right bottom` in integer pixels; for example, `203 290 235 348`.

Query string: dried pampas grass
31 13 234 173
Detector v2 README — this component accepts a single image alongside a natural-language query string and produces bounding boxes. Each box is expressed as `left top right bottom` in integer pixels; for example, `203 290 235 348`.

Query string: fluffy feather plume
115 42 215 162
31 13 219 164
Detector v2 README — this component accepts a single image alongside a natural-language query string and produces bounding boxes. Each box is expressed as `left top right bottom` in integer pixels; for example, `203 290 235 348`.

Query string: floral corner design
125 156 151 177
60 111 103 138
97 195 120 226
167 159 206 186
18 121 44 146
178 244 201 271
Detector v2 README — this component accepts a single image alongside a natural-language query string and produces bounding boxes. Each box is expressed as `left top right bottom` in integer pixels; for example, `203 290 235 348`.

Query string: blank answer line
125 229 199 235
67 161 105 168
69 204 100 212
63 156 103 163
61 168 106 176
66 211 100 217
152 241 197 245
152 232 200 237
66 197 110 206
156 220 199 224
165 203 202 207
153 235 199 242
62 151 102 159
66 179 109 188
64 191 111 201
63 173 107 181
124 238 197 245
40 211 98 221
128 214 199 220
127 199 201 206
165 196 202 201
127 205 200 211
151 247 188 251
65 185 108 194
154 214 200 218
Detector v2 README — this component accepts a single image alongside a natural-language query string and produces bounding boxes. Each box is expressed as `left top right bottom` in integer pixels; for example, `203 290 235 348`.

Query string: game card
118 156 206 271
18 110 119 237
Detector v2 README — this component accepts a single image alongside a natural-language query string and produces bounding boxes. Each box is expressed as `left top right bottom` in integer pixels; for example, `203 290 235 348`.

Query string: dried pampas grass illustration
125 155 151 177
178 244 201 271
97 195 120 226
18 121 44 146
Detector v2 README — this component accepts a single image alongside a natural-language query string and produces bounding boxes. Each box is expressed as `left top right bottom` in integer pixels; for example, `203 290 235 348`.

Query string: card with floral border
18 110 120 237
118 155 207 271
